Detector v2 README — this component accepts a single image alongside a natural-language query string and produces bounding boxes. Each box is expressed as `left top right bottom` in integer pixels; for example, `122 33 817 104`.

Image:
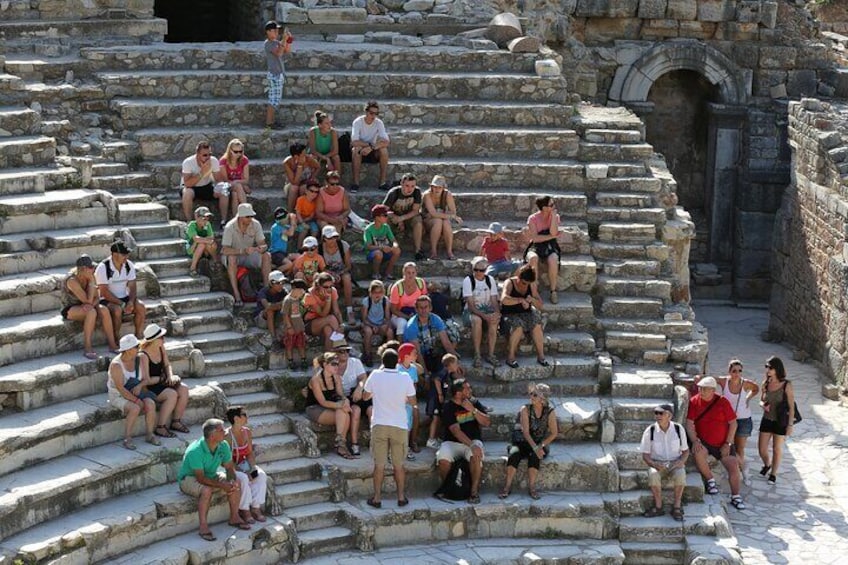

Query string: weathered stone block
485 12 522 47
666 0 696 20
507 36 540 53
696 0 735 22
308 7 367 24
277 2 309 24
638 0 666 19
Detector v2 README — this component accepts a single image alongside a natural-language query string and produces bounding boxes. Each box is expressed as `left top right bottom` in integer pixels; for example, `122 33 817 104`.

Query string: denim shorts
735 417 753 438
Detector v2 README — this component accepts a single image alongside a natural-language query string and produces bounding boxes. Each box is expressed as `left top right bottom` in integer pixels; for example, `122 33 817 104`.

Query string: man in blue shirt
178 418 252 540
403 295 458 375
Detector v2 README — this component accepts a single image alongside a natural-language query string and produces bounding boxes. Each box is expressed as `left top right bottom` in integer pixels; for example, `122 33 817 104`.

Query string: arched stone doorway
609 40 749 282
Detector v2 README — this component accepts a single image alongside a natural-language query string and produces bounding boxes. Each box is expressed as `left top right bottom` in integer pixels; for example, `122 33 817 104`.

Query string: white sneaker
426 438 441 449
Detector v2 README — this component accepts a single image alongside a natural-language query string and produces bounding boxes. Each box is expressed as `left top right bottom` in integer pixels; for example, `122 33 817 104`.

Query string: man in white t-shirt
350 100 390 193
362 348 416 508
640 403 689 521
462 257 501 368
181 141 229 225
95 240 146 342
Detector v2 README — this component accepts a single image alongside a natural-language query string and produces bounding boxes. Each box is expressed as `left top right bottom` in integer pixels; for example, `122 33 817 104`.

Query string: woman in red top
225 405 268 523
219 139 251 226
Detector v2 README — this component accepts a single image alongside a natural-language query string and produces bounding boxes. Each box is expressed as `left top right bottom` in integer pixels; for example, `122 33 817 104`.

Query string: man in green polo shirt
178 418 252 541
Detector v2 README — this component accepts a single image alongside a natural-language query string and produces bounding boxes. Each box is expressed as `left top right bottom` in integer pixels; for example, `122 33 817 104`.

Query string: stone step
595 192 655 208
128 221 182 241
0 18 166 49
134 237 185 260
177 309 233 336
117 202 169 225
601 297 664 319
275 480 333 509
612 367 675 399
578 141 654 162
203 349 258 376
588 206 666 226
113 97 575 130
88 172 156 193
598 223 658 244
298 526 356 559
0 386 214 476
165 291 233 315
81 41 540 73
263 457 322 486
133 125 582 161
0 441 180 540
188 330 246 355
600 260 661 278
285 501 349 533
621 541 687 565
91 162 130 176
597 277 672 301
592 242 670 262
99 69 566 103
0 135 55 168
146 156 648 192
157 274 211 298
0 106 41 136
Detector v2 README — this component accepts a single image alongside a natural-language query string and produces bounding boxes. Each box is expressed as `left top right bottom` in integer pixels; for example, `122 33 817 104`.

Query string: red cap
397 343 416 360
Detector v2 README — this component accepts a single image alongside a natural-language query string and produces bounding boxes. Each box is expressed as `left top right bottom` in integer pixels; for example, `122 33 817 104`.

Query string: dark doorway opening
643 70 720 265
155 0 263 42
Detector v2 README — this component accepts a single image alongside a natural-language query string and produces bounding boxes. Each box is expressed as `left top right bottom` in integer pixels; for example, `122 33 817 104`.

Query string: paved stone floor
695 304 848 565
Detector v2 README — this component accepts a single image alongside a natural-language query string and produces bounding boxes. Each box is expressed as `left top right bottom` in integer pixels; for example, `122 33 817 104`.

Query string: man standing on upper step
350 100 391 193
263 20 292 130
95 240 146 342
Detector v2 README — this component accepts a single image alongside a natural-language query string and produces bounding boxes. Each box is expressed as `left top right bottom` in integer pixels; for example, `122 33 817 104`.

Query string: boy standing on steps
263 20 292 130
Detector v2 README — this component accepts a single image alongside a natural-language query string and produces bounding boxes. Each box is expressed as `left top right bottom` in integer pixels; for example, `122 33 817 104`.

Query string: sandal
366 497 382 509
498 489 510 499
145 435 161 446
671 506 684 521
506 359 519 368
198 531 216 542
643 506 664 517
705 479 719 495
154 425 176 439
122 438 137 451
170 420 190 433
228 521 252 530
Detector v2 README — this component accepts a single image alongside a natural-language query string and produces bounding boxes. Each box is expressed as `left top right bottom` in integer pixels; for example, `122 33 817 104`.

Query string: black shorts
758 417 787 436
184 183 215 200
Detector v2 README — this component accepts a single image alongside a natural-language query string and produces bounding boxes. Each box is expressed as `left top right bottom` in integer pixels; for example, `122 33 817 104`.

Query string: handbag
777 381 802 427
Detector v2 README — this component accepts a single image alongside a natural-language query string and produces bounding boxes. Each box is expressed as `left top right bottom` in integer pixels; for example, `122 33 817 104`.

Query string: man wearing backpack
435 378 490 504
462 257 501 368
640 403 689 521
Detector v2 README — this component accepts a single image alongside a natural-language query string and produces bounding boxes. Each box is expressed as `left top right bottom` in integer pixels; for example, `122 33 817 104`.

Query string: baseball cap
697 376 718 388
195 206 213 217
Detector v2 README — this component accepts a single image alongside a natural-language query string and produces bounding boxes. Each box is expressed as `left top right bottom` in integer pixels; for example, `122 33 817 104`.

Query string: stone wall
770 98 848 386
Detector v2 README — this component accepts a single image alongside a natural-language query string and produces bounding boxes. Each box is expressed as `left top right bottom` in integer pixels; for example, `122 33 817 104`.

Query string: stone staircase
0 26 739 565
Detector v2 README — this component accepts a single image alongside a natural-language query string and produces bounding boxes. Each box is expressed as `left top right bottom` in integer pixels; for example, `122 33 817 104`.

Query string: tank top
320 187 345 215
230 427 253 464
721 378 752 419
61 272 87 308
106 355 137 395
762 380 787 422
501 279 532 315
305 370 341 406
312 126 333 155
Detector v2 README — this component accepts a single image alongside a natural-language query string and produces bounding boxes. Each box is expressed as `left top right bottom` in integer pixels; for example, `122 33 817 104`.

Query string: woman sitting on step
107 334 159 450
218 138 251 225
500 264 548 369
138 323 191 437
61 253 119 359
500 382 558 500
224 405 268 523
305 352 355 459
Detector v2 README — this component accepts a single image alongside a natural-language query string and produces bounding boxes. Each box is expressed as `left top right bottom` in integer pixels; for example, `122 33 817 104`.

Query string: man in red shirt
685 376 745 510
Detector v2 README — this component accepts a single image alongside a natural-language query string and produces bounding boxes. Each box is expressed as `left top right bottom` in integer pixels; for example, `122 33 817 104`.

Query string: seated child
360 279 393 367
282 278 308 370
269 206 296 275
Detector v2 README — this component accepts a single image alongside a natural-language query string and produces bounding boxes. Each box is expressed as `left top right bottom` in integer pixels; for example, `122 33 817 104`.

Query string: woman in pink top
525 195 561 304
218 138 250 226
315 170 350 234
388 261 428 335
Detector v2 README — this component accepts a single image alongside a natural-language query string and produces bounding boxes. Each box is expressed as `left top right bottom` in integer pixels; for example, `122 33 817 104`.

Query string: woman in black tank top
139 323 191 437
500 264 548 369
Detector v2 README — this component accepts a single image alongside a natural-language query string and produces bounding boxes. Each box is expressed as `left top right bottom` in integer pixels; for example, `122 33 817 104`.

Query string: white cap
321 225 339 239
697 376 718 388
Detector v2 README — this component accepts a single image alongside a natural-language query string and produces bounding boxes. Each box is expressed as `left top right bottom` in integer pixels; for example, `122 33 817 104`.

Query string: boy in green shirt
364 204 401 280
186 206 218 277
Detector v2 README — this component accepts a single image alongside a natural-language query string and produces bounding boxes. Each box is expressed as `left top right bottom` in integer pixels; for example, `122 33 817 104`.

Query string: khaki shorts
371 424 408 468
180 472 226 497
436 439 484 463
647 465 686 488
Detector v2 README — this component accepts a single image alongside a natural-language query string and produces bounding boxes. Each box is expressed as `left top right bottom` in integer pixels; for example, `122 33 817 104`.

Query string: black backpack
434 457 471 501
